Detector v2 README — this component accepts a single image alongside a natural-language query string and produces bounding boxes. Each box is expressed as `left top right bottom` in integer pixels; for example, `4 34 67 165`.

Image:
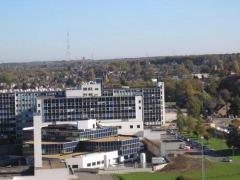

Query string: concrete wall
152 163 167 171
13 168 69 180
33 115 42 168
65 82 101 98
99 120 143 136
142 138 161 157
160 141 185 156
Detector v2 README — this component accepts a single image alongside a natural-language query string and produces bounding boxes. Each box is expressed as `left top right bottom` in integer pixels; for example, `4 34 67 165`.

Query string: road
169 130 240 163
72 172 113 180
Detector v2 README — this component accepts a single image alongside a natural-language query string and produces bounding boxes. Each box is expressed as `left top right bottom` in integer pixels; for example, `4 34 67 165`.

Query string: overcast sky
0 0 240 62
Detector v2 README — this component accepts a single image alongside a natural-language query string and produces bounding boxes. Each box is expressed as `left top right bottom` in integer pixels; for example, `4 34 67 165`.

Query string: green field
113 161 240 180
180 132 240 160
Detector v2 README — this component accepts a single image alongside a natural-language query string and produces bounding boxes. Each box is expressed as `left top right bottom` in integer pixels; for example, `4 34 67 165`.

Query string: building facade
36 95 143 136
103 82 165 126
0 81 165 145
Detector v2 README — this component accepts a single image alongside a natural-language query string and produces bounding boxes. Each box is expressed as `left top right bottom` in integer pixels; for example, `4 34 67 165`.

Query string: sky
0 0 240 62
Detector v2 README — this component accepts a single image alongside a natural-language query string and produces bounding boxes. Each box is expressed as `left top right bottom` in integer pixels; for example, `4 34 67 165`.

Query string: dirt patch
161 155 210 173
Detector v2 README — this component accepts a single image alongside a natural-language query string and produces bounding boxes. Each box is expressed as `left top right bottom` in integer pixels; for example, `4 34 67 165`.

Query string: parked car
222 157 232 162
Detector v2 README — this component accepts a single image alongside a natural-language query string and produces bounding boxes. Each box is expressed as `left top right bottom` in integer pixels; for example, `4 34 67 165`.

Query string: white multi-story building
65 81 101 97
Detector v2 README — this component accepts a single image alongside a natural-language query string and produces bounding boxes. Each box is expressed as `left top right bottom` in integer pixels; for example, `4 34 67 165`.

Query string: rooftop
24 140 77 145
42 152 88 159
89 135 136 142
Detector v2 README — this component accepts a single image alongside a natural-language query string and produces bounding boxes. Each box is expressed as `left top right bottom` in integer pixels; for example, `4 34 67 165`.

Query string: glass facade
24 141 79 155
42 127 118 141
0 93 16 144
41 96 136 122
79 136 140 156
103 86 164 125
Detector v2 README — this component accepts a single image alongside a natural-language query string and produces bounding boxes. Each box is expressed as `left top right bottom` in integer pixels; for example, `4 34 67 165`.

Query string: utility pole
201 136 205 180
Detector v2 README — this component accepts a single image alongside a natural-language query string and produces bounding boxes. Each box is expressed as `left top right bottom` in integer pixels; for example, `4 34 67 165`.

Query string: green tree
0 72 12 85
143 64 156 80
133 62 142 79
220 89 231 102
194 119 205 138
226 127 240 149
231 96 240 116
186 96 202 118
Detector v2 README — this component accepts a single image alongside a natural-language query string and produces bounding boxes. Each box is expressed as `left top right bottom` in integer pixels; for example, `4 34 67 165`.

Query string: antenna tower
65 32 71 60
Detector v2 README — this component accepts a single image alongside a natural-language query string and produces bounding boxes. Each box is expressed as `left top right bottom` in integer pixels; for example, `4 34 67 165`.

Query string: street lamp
200 136 205 180
232 146 235 162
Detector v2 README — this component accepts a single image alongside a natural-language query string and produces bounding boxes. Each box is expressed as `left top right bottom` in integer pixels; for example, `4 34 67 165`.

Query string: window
102 160 104 164
130 125 133 129
137 125 140 128
139 106 141 110
72 165 78 169
87 163 91 167
97 161 101 165
38 104 40 107
92 162 96 166
118 126 122 129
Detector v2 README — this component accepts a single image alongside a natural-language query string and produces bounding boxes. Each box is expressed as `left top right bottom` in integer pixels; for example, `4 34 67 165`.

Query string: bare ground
161 155 210 173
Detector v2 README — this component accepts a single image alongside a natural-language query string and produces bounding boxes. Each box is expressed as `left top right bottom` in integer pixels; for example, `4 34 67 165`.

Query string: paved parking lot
73 172 113 180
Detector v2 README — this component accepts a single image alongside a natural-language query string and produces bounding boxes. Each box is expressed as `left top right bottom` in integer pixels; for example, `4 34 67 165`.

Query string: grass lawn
180 131 240 160
113 161 240 180
180 131 228 150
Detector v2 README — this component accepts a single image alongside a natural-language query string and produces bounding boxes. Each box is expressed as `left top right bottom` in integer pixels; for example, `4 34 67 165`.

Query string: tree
176 110 185 131
226 127 240 149
0 72 12 85
232 61 240 74
175 63 189 77
231 96 240 116
176 110 197 133
133 62 142 79
205 78 219 96
220 89 231 102
143 64 156 81
186 96 202 118
194 119 205 138
175 80 194 107
87 68 96 81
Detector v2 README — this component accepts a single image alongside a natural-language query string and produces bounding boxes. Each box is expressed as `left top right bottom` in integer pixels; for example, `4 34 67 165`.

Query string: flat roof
43 152 88 159
24 141 71 145
40 159 66 169
89 135 135 142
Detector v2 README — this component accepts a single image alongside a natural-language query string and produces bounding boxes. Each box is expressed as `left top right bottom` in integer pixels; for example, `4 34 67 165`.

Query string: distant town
0 54 240 180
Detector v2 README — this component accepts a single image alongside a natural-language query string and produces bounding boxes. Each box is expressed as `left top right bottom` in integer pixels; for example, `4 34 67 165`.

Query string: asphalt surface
73 172 113 180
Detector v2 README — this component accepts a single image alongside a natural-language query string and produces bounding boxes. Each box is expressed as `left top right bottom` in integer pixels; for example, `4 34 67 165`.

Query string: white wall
158 82 166 125
65 89 83 97
77 119 96 130
33 115 42 168
65 82 101 98
65 151 118 169
99 120 143 136
81 82 101 97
